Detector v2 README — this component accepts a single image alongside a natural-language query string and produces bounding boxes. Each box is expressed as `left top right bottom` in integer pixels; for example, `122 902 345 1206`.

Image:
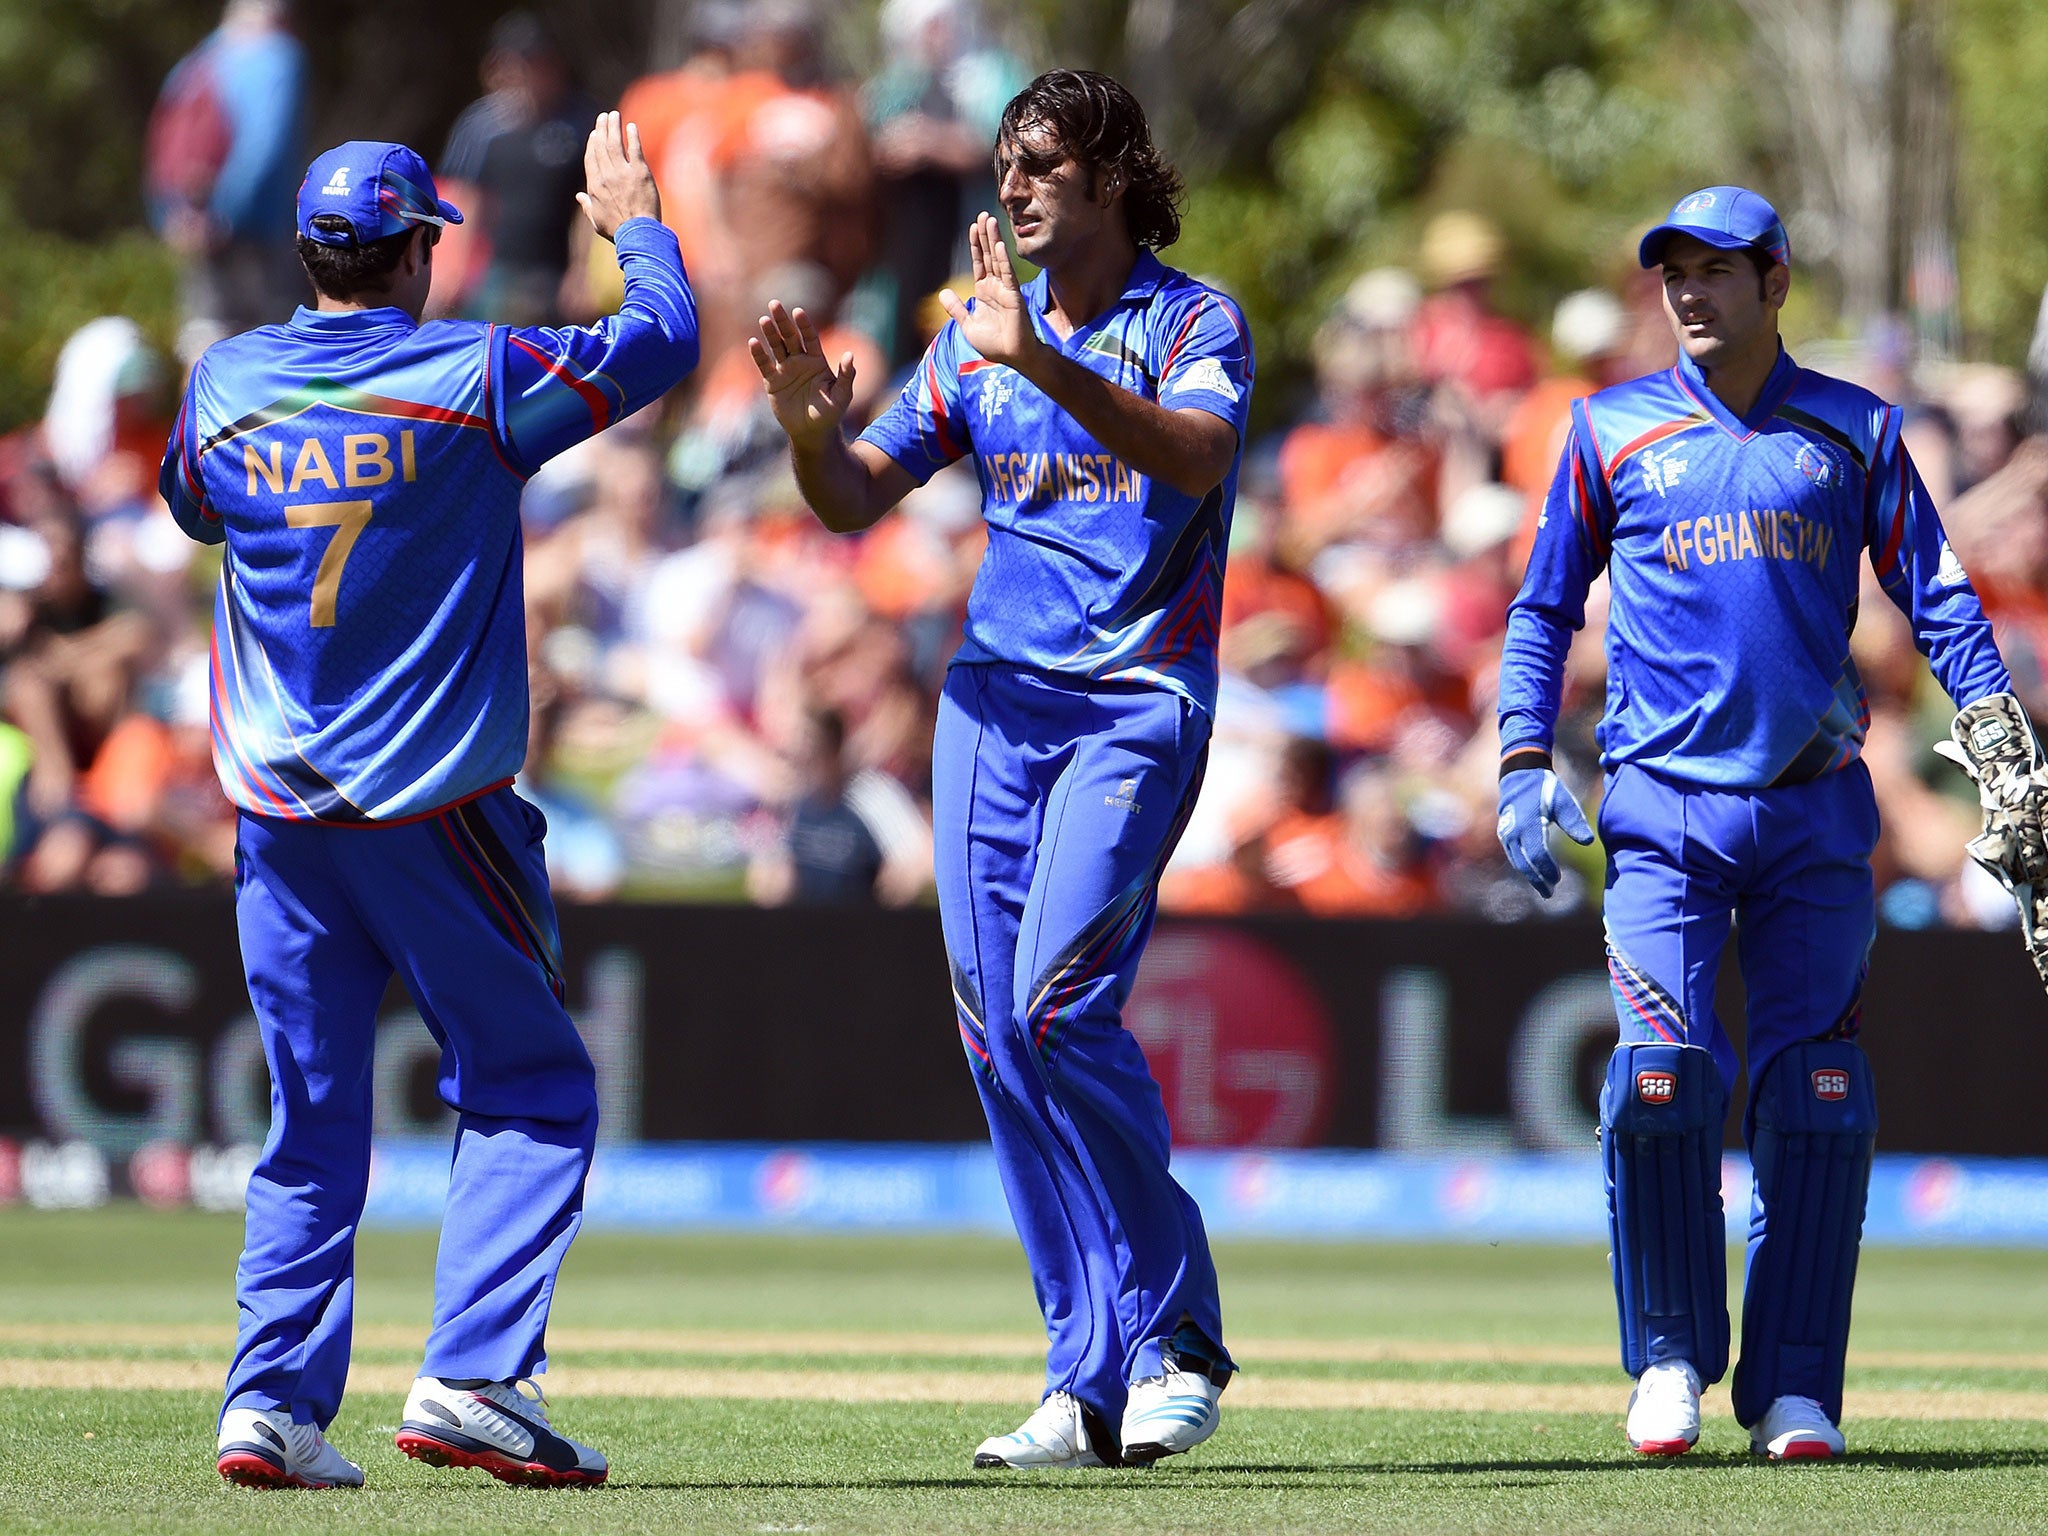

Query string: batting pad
1601 1041 1731 1383
1732 1038 1877 1428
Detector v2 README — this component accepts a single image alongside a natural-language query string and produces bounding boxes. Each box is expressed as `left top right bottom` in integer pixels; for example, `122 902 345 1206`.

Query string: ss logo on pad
1636 1071 1677 1105
1811 1069 1850 1101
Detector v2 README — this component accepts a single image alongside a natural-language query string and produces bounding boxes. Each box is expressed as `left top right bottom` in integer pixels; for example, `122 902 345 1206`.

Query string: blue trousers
224 786 598 1430
933 663 1229 1423
1599 759 1878 1391
1600 759 1878 1100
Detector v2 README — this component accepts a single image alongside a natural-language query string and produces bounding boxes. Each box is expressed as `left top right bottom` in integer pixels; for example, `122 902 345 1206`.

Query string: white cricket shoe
1121 1341 1228 1464
395 1376 608 1487
973 1391 1112 1469
1751 1394 1845 1460
1626 1359 1702 1456
216 1406 364 1489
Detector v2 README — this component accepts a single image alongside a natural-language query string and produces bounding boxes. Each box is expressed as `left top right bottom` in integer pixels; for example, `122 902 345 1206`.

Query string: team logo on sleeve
1640 443 1689 497
1796 442 1839 489
1172 356 1240 403
1811 1068 1850 1101
1636 1070 1677 1105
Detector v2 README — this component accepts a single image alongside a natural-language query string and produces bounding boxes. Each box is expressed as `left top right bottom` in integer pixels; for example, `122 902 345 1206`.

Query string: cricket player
751 69 1248 1468
1497 185 2041 1459
159 117 698 1489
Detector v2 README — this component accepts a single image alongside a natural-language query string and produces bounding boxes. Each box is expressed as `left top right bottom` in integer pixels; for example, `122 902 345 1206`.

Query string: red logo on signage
1125 927 1337 1147
1636 1071 1677 1105
1812 1069 1850 1101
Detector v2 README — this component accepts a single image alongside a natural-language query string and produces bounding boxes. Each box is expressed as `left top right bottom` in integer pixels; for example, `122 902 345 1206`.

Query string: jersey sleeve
857 322 971 485
1864 407 2012 707
159 369 223 546
1497 401 1612 754
490 216 700 475
1156 290 1254 442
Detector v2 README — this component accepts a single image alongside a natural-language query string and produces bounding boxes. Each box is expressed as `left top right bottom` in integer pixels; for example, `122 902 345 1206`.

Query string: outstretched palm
940 213 1040 371
749 301 856 448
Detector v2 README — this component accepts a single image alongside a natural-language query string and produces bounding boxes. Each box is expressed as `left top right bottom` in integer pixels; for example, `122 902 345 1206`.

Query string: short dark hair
996 69 1184 250
295 215 423 301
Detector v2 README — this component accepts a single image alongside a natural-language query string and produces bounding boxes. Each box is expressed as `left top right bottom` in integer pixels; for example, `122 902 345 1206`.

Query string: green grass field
6 1210 2048 1533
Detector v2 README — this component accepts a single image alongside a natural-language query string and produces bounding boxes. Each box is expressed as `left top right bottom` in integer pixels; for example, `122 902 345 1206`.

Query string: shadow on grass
610 1447 2048 1491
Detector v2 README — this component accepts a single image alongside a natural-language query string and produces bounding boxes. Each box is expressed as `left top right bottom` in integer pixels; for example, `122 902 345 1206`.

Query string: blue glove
1497 765 1595 899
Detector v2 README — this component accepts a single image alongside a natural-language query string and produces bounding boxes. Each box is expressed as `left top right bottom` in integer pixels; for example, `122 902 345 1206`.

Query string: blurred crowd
0 0 2038 929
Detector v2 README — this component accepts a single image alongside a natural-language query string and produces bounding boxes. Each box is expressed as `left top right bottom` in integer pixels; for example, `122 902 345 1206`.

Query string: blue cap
1638 185 1789 270
296 142 463 247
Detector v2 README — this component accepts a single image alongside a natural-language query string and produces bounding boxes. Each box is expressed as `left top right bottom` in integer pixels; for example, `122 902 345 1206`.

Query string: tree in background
4 0 2048 431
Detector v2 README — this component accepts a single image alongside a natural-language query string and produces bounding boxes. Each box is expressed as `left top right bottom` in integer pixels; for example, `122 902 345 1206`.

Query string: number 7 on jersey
285 499 374 627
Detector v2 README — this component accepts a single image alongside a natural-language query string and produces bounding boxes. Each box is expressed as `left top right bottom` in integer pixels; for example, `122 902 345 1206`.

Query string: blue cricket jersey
160 216 698 822
1499 345 2009 789
859 249 1253 717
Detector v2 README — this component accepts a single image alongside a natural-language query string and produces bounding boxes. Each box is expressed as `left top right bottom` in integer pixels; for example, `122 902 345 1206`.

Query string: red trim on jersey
209 630 294 819
1874 446 1910 577
1161 298 1209 379
337 394 489 431
507 333 612 434
924 356 962 460
1605 415 1705 479
480 323 527 478
1571 453 1608 559
326 778 517 828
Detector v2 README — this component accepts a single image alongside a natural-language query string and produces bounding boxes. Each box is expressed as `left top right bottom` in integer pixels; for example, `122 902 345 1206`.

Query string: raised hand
576 111 662 243
938 212 1043 373
749 301 857 450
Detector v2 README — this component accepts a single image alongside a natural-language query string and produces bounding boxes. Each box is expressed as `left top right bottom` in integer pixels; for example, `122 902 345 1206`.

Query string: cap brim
436 197 464 226
1638 222 1759 268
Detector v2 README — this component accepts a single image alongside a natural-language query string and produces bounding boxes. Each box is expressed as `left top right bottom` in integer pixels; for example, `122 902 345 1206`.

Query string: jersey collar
1026 247 1169 320
1672 340 1799 439
289 305 420 335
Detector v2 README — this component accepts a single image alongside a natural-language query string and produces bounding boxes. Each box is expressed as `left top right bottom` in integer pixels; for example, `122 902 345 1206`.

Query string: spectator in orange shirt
1277 270 1440 555
1296 759 1442 918
710 4 875 360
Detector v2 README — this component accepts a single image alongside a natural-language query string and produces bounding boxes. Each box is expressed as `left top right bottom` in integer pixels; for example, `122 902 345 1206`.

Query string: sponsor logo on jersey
1675 191 1717 214
976 371 1015 425
1812 1068 1850 1101
1172 356 1240 403
1936 540 1970 589
1796 441 1839 489
1105 777 1143 813
1640 443 1690 497
1636 1070 1677 1106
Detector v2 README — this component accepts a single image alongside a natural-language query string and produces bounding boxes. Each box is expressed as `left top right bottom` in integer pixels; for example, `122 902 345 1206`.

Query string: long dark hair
995 69 1184 250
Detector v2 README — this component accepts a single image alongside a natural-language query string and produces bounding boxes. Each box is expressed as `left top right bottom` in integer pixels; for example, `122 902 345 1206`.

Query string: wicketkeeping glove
1497 764 1595 900
1934 690 2048 989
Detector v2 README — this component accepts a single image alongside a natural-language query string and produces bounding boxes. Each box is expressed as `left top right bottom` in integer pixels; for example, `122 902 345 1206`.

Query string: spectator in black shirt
433 12 599 323
750 706 931 906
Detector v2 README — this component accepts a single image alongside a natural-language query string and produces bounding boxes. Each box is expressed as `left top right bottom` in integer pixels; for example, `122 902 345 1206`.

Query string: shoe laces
1637 1362 1699 1403
1017 1391 1084 1440
1772 1393 1829 1424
